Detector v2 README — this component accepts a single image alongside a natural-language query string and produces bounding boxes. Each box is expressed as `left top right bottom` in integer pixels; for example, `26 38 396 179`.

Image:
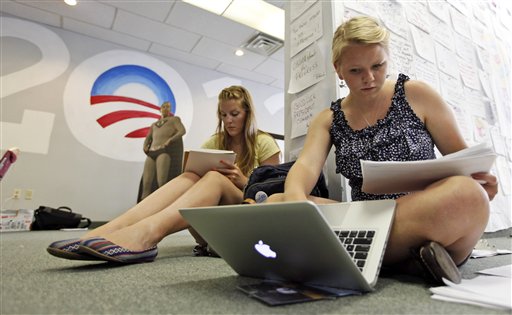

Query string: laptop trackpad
317 203 350 227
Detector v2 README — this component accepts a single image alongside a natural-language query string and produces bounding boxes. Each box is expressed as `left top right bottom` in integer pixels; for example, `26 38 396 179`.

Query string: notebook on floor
179 200 396 292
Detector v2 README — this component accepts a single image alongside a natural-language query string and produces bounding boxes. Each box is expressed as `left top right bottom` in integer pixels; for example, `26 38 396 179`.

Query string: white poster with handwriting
458 57 480 90
410 25 436 63
413 57 440 92
290 1 323 57
403 2 431 33
472 1 490 25
470 22 489 49
476 46 492 72
463 87 486 117
455 35 477 65
290 0 317 21
450 6 471 39
451 105 473 141
439 72 463 107
376 1 408 39
389 34 414 77
290 87 319 139
434 42 459 79
288 43 326 94
428 1 450 23
343 1 377 17
473 115 490 143
431 17 455 51
479 69 493 99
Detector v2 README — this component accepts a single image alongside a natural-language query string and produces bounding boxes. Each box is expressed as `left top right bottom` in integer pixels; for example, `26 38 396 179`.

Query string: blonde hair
332 16 390 66
214 85 260 176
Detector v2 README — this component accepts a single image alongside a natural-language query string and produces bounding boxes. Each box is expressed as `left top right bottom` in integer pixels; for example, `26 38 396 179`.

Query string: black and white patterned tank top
330 73 435 201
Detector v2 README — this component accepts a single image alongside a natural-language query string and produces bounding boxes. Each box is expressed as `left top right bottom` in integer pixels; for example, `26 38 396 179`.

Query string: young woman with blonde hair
268 16 497 285
48 85 281 264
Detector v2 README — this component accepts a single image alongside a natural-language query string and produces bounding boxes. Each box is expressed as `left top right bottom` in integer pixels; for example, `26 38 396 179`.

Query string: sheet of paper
477 265 512 278
471 239 512 258
430 273 512 310
431 289 507 310
361 143 497 194
471 249 512 258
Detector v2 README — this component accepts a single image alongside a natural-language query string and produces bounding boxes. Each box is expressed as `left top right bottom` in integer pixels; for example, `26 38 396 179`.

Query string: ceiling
0 0 285 89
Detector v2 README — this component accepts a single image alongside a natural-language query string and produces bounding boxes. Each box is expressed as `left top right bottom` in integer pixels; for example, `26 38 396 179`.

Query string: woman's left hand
215 160 247 189
471 172 498 201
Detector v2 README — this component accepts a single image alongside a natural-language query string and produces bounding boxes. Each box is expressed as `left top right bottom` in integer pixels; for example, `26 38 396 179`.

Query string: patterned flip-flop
78 237 158 264
47 238 101 261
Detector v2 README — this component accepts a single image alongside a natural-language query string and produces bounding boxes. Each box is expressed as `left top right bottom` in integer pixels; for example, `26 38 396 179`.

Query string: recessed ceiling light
235 49 244 56
64 0 77 6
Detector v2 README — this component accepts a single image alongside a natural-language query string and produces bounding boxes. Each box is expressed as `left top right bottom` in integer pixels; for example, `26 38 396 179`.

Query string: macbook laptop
179 200 396 292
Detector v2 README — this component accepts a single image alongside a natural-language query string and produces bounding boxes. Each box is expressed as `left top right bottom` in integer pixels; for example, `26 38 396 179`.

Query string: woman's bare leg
92 171 244 251
384 176 489 266
82 172 201 238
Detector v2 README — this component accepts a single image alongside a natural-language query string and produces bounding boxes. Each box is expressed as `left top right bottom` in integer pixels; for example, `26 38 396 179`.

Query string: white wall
284 1 346 201
284 1 511 232
1 15 284 221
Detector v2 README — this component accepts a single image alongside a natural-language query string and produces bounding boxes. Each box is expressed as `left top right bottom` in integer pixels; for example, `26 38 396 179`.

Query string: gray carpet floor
1 229 511 315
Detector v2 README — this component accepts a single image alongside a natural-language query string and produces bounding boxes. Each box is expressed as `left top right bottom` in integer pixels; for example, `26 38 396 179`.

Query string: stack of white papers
430 265 512 310
361 143 497 194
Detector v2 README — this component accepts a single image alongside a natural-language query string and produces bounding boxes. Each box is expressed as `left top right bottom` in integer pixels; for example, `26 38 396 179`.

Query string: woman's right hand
215 160 247 189
471 172 498 201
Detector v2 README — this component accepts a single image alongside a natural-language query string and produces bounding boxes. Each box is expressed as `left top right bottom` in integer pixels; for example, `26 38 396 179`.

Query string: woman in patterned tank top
269 16 497 285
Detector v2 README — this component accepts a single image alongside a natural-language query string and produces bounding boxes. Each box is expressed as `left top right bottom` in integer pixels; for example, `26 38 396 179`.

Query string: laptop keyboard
335 229 375 271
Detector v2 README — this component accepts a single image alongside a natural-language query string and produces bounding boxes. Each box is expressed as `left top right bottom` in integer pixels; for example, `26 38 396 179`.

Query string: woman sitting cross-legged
266 16 497 285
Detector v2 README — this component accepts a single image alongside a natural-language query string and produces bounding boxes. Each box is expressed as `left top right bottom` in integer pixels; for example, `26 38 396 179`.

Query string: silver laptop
179 200 396 292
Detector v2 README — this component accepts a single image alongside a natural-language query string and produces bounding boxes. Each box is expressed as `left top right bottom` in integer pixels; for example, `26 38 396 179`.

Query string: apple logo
254 240 277 258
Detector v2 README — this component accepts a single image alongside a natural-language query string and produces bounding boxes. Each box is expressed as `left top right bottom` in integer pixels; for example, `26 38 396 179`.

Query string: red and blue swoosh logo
90 65 175 138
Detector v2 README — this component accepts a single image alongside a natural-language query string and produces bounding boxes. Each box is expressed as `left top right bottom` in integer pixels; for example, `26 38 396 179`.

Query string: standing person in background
267 16 497 285
47 85 281 264
141 101 186 200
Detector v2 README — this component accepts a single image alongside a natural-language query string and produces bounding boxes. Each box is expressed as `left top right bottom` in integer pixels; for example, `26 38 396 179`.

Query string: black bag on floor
31 206 91 230
243 161 329 202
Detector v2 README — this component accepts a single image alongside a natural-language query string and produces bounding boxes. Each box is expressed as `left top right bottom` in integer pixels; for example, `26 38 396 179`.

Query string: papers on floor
0 209 34 232
471 239 512 258
361 143 497 194
430 265 512 310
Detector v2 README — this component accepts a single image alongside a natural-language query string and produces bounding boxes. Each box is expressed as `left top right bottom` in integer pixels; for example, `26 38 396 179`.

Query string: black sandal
415 241 462 285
